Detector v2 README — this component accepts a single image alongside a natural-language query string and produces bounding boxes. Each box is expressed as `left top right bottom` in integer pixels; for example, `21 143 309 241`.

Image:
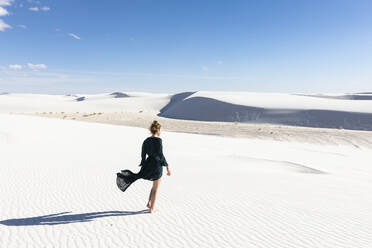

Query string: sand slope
1 114 372 247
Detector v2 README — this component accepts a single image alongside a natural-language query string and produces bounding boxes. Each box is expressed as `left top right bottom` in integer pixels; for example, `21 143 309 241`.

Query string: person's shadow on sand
0 210 148 226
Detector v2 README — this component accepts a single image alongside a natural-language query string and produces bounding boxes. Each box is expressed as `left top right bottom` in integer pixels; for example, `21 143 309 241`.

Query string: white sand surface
21 111 372 149
1 114 372 248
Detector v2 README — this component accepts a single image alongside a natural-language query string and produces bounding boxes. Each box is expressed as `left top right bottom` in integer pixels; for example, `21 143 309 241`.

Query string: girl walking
117 120 171 213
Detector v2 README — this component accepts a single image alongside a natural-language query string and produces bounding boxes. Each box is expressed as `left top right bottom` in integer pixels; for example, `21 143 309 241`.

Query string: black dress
116 136 168 192
137 136 168 180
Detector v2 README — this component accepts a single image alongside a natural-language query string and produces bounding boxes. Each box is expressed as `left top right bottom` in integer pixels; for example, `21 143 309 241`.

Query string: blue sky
1 0 372 94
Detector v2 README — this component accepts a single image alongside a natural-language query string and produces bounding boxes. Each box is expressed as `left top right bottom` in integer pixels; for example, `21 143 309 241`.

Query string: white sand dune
184 91 372 111
158 91 372 130
0 92 170 114
1 91 372 130
1 114 372 247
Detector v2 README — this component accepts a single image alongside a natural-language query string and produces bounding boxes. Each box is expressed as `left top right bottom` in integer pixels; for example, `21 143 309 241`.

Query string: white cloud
0 19 11 31
0 6 9 16
27 0 40 4
202 66 209 71
0 0 11 32
68 33 81 40
29 6 50 12
18 24 27 29
0 0 12 7
27 63 47 70
9 64 23 70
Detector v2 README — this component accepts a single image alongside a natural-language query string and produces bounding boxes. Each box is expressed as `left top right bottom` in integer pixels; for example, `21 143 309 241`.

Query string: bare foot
149 207 159 213
146 202 151 209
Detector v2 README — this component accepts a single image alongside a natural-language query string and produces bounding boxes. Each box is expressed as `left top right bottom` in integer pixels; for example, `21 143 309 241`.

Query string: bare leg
149 179 161 213
147 188 154 209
